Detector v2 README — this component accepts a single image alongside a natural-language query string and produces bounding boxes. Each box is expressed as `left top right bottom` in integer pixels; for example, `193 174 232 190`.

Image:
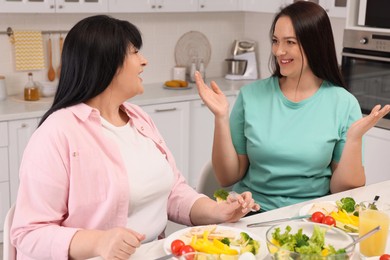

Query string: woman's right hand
97 227 145 260
195 71 230 118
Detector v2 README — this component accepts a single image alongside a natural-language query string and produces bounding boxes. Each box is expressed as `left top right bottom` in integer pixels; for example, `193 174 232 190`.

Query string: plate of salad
299 197 360 235
266 222 355 258
163 225 267 259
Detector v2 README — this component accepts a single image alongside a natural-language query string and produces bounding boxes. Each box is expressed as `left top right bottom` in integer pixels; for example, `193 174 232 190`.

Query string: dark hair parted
269 1 345 88
39 15 143 126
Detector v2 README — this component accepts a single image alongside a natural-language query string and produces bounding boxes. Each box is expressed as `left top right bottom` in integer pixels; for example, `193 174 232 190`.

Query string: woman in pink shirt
10 15 260 260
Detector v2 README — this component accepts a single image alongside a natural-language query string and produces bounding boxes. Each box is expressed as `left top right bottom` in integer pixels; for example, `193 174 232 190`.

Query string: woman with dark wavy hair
10 15 259 260
196 1 389 213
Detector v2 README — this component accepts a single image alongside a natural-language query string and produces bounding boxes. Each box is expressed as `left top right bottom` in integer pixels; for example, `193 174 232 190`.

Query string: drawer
0 122 7 147
0 147 8 182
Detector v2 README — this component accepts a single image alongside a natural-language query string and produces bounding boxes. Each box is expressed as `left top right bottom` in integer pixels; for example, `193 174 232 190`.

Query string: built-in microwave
358 0 390 29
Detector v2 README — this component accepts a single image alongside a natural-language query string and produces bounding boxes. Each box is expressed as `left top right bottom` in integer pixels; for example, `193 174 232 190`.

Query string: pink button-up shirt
11 102 204 260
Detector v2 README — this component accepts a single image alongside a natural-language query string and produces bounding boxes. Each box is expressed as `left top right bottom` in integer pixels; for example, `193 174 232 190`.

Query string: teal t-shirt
230 76 362 211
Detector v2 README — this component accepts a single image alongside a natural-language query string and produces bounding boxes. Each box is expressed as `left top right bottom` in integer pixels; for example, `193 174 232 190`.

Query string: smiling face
110 46 148 100
272 16 311 80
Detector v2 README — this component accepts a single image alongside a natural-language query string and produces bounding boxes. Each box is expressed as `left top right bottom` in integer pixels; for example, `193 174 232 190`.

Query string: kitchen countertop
0 78 255 122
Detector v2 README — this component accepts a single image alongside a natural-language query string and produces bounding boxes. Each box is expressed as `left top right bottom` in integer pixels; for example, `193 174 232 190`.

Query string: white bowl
39 81 58 97
266 222 355 259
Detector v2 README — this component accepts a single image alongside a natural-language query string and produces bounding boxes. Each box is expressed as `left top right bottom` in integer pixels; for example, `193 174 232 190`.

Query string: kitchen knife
247 214 312 227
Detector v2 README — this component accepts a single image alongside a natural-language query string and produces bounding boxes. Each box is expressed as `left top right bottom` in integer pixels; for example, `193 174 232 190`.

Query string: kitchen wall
0 11 346 96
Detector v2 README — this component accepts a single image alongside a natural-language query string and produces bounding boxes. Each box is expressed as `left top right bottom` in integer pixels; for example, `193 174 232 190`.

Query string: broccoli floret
238 232 251 245
336 197 356 213
241 239 260 255
220 237 230 246
213 189 229 202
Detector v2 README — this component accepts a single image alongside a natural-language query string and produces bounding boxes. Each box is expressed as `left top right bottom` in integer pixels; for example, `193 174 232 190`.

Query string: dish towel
13 31 45 71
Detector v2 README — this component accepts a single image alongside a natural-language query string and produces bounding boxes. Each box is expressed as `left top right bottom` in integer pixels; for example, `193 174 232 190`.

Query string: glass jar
24 72 40 101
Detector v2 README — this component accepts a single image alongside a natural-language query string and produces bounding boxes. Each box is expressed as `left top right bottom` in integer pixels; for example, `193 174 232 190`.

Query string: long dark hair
269 1 345 88
39 15 142 126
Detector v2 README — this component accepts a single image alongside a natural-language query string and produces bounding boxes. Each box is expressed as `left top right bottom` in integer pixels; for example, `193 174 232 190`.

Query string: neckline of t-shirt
274 77 326 109
100 116 131 131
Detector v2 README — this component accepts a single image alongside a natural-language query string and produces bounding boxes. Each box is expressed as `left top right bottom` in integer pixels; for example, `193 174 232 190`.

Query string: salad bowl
266 222 355 259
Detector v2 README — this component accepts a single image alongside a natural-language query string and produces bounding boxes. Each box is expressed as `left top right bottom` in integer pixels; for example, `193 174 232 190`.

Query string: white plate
163 85 193 90
298 201 358 235
163 225 267 259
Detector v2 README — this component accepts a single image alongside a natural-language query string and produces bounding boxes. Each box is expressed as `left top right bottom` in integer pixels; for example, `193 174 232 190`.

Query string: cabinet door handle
155 108 177 112
21 123 27 128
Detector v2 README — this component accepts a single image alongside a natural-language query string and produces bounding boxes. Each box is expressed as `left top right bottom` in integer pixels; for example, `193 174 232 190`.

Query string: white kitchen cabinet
364 127 390 185
189 95 236 188
8 118 39 205
0 121 9 243
321 0 347 18
0 147 8 183
109 0 197 13
0 182 10 241
141 102 190 181
0 0 108 13
198 0 240 12
0 121 8 183
242 0 284 13
277 0 346 17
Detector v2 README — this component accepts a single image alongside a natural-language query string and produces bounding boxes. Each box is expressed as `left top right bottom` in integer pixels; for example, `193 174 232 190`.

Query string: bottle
24 72 40 101
0 75 7 101
199 58 206 80
189 58 197 83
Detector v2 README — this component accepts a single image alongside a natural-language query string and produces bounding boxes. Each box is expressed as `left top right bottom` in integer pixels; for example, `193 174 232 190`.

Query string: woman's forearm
330 137 365 193
212 115 244 186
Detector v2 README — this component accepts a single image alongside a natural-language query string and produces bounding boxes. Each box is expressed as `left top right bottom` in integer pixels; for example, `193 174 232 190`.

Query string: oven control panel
343 29 390 53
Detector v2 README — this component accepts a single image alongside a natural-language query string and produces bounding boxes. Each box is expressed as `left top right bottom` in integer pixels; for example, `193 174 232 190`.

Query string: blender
225 40 258 80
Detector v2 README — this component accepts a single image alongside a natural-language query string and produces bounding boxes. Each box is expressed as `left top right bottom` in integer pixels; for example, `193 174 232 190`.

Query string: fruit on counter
164 80 189 88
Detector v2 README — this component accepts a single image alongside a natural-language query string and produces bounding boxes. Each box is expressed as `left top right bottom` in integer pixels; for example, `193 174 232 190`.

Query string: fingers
99 228 145 260
194 71 206 88
210 80 223 94
127 229 146 242
228 191 259 213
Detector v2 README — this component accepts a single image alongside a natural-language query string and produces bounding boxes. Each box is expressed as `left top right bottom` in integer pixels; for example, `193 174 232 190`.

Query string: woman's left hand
216 191 260 222
347 104 390 140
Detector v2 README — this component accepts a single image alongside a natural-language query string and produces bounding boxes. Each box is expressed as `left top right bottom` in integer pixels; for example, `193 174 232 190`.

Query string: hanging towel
13 31 45 71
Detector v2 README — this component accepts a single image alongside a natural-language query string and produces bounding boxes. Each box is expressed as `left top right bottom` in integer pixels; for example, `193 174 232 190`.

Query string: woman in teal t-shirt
195 1 390 212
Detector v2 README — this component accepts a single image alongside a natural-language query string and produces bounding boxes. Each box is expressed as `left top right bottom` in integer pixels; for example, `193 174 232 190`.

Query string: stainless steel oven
341 29 390 129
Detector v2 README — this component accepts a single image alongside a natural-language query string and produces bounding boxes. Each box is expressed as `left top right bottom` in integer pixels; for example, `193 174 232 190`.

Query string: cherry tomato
170 239 185 256
311 211 325 223
322 215 336 226
179 245 196 259
380 254 390 260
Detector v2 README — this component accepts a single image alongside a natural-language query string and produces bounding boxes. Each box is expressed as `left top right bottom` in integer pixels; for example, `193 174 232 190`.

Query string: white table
131 180 390 259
